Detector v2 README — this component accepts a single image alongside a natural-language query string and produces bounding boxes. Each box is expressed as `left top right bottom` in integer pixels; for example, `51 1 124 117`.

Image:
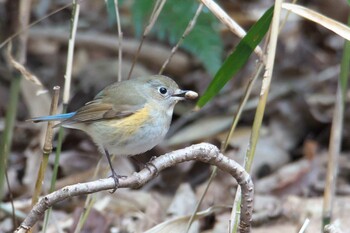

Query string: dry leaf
144 206 224 233
282 3 350 41
6 43 44 87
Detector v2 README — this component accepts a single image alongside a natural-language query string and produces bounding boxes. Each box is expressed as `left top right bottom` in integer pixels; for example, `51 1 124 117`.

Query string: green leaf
131 0 223 75
132 0 155 37
196 6 274 108
106 0 117 27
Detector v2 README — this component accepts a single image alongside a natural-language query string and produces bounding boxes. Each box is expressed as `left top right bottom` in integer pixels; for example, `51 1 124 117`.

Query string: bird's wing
65 102 144 123
62 81 146 124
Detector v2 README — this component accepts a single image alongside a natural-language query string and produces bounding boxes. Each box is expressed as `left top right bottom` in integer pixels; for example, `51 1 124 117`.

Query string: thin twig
73 158 102 232
229 25 269 233
230 40 269 233
31 86 60 206
222 63 264 151
15 143 254 233
114 0 123 82
73 195 96 233
298 218 310 233
279 0 298 31
322 84 345 226
127 0 167 79
7 0 32 231
322 15 350 229
63 1 80 104
5 42 43 86
188 62 264 233
246 0 282 174
5 167 17 230
185 164 216 233
159 3 203 74
231 1 283 232
228 63 264 231
0 0 32 200
199 0 264 61
42 2 80 231
0 2 73 49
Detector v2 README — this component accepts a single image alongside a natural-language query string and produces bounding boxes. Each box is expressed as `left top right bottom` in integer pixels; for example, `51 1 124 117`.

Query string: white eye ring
158 87 168 95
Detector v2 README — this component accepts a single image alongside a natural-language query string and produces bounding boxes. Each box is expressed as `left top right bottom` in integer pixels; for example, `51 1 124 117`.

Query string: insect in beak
172 90 198 100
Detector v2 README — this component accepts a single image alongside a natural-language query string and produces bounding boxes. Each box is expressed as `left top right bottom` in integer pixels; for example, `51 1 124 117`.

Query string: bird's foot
109 171 126 194
145 156 159 176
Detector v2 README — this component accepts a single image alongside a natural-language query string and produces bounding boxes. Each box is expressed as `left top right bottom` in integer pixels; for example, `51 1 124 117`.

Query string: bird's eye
158 87 168 95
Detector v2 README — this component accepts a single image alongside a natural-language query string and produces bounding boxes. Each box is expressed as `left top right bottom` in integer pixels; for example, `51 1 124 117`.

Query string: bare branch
200 0 264 61
15 143 254 233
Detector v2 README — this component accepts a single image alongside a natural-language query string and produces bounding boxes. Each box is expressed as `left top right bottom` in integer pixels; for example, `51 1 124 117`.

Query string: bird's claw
145 159 159 176
109 171 126 193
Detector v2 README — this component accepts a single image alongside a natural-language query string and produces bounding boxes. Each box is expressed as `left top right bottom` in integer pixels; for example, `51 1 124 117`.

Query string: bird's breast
87 104 171 156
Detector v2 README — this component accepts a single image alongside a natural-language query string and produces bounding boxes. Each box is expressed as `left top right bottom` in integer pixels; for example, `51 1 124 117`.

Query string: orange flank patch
109 104 151 136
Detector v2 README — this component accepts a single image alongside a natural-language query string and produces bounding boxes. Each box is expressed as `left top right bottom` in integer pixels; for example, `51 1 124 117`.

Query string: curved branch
15 143 254 233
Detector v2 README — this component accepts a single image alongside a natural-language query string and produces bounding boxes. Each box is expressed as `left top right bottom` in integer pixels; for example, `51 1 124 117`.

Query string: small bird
31 75 198 189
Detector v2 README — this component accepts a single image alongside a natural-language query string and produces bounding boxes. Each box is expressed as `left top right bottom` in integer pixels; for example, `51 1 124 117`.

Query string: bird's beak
172 89 198 100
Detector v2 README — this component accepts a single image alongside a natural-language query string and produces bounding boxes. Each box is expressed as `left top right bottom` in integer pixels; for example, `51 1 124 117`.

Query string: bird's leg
104 149 124 193
145 156 159 176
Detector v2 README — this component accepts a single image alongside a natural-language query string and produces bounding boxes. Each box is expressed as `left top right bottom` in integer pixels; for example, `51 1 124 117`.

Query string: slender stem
63 1 79 104
228 63 264 232
298 218 310 233
199 0 264 61
31 87 60 206
114 0 123 81
322 83 344 228
4 167 17 230
127 0 166 79
73 195 95 233
222 63 264 151
0 0 32 200
0 2 72 49
0 75 21 199
43 2 79 230
185 165 217 233
245 1 281 172
42 120 65 232
159 3 203 74
321 15 350 230
231 1 282 232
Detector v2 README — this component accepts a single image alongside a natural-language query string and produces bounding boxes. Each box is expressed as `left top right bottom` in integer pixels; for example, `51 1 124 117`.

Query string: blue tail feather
30 112 76 123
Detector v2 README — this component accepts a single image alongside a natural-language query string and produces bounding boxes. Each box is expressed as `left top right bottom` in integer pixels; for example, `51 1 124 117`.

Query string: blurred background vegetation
0 0 350 232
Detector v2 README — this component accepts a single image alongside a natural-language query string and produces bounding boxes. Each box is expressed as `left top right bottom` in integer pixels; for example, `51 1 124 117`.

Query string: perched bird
31 75 198 189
